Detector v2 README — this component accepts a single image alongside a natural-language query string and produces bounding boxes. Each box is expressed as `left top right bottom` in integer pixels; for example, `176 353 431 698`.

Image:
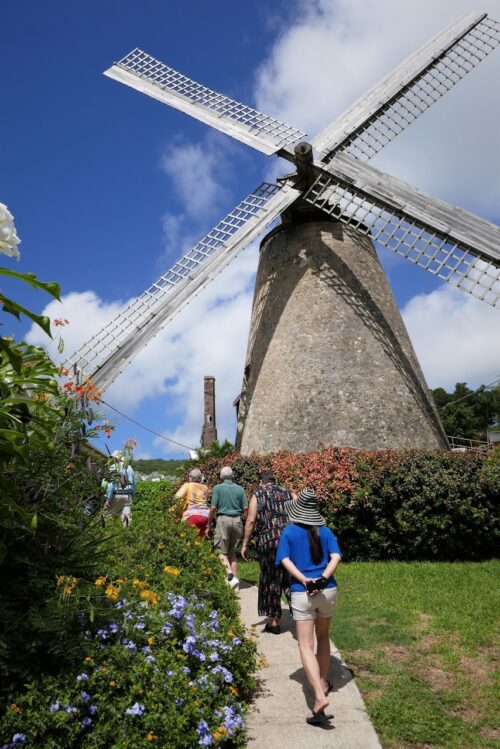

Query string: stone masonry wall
236 219 448 454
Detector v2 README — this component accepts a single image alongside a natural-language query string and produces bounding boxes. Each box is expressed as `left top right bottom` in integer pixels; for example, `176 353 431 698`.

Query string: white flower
0 203 21 260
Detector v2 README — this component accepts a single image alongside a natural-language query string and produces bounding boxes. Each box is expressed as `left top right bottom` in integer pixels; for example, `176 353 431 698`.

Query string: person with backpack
104 450 136 527
241 472 293 634
275 487 341 726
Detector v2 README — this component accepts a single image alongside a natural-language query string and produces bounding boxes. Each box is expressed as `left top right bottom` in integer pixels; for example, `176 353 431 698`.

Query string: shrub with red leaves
182 447 499 562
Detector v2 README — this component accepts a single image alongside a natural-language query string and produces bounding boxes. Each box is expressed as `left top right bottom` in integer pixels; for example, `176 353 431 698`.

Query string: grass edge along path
239 559 500 749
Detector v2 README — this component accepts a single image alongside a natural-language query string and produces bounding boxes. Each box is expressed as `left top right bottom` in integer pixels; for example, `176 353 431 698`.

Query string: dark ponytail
308 526 323 564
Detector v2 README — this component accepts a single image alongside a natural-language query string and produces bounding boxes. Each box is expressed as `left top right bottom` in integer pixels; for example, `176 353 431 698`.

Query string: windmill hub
293 141 315 189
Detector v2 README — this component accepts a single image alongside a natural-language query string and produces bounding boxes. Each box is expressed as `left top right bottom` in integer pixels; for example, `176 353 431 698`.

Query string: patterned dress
254 484 291 618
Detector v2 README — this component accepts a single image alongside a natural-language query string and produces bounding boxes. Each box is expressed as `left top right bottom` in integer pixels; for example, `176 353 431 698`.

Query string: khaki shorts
291 587 337 621
213 515 243 556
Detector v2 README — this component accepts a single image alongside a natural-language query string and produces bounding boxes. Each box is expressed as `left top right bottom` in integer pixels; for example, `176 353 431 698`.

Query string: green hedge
1 485 257 748
187 448 499 562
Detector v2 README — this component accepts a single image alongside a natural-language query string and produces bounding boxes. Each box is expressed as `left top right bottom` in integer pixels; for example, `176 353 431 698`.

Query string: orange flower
9 704 22 713
109 680 117 687
147 734 158 742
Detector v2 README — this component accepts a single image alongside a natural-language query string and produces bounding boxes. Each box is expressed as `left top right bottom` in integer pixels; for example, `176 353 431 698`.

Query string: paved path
238 582 382 749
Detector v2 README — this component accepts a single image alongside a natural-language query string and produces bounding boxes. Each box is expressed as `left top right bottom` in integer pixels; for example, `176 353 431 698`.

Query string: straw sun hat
286 488 325 526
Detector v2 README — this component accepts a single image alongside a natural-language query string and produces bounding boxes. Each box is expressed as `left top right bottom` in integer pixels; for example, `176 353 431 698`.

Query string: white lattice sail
313 12 500 163
65 182 300 389
104 50 306 155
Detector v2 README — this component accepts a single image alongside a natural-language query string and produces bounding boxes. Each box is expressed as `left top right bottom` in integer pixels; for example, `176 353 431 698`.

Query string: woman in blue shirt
276 488 341 725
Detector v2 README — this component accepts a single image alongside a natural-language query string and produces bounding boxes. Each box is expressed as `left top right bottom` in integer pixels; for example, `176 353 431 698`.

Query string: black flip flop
306 710 327 726
324 680 333 695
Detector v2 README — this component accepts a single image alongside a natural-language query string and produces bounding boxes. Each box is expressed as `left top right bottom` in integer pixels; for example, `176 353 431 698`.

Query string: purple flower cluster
221 705 244 733
0 734 26 749
211 665 233 683
125 702 145 717
196 719 212 747
169 594 187 620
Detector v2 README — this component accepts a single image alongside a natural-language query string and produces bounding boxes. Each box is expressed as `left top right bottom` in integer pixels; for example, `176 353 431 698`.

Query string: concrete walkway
238 582 382 749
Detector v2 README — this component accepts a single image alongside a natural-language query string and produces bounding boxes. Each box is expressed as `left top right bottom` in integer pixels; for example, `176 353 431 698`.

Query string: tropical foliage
1 489 257 748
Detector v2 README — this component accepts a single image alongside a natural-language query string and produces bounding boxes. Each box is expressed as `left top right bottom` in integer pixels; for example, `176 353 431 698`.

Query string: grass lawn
239 560 500 749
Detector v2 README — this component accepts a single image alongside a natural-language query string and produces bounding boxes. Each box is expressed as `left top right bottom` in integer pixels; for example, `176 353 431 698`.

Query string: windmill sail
312 12 500 163
104 50 306 155
65 182 300 389
305 153 500 307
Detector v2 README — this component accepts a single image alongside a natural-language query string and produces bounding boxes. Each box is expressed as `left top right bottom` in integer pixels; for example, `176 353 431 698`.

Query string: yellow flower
157 542 165 550
116 578 125 584
140 589 158 606
132 579 146 589
229 686 238 695
163 566 180 576
9 704 22 713
105 584 120 601
56 575 65 587
147 734 158 742
95 576 107 587
147 636 154 646
85 656 93 662
63 585 73 596
109 680 117 687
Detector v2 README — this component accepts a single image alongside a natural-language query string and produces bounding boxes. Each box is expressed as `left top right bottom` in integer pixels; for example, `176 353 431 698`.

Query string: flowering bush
0 489 257 748
185 447 499 561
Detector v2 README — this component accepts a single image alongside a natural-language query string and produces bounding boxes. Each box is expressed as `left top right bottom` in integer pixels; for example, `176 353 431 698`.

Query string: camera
305 576 327 593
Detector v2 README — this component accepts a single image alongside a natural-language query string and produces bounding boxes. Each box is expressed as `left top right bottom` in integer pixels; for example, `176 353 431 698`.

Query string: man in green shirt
207 466 248 590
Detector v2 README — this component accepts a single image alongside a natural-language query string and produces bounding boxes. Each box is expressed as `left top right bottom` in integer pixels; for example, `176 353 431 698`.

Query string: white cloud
25 291 125 360
161 133 233 220
402 285 500 390
25 244 258 455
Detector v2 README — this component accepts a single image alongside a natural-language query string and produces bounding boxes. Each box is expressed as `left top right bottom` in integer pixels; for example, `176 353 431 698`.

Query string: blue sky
2 0 499 458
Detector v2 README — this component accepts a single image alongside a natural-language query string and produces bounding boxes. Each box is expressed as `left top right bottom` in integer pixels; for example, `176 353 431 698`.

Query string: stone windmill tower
65 12 500 455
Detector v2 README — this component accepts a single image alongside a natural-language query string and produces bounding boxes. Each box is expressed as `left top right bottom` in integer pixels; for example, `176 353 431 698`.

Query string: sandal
263 623 281 634
306 710 327 726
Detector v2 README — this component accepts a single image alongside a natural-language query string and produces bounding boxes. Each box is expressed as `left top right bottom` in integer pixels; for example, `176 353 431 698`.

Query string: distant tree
432 382 500 442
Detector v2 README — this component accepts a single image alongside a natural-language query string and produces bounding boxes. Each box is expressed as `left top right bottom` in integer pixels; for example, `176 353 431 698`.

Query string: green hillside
132 458 184 475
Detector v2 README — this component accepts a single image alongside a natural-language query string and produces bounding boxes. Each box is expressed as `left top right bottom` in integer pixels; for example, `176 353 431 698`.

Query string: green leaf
0 337 23 372
0 294 53 337
89 603 95 624
57 337 64 354
31 513 38 531
0 268 61 300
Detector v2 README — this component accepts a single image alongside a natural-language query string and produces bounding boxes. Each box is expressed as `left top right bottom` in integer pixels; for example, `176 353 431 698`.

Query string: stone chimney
201 376 218 448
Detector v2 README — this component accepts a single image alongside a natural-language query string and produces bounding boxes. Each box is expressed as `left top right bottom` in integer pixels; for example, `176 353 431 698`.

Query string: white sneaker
227 573 240 591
